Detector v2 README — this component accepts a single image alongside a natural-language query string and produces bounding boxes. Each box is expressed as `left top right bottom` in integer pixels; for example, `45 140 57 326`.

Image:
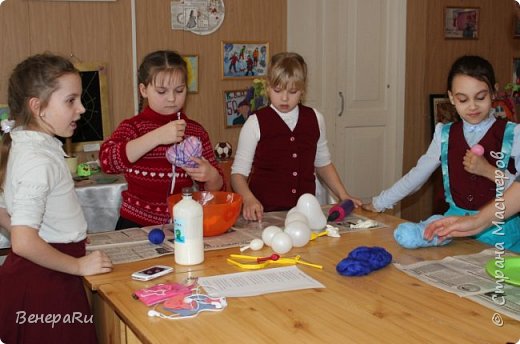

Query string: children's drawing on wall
224 79 268 127
222 42 269 79
513 58 520 85
224 89 248 127
0 104 8 121
182 55 199 93
444 7 479 39
171 0 225 35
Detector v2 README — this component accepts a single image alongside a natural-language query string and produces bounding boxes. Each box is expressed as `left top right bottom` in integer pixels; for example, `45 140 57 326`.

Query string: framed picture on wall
0 104 8 120
429 94 459 136
513 57 520 84
69 63 111 152
444 7 479 39
514 17 520 38
182 55 199 93
222 41 269 79
224 89 250 127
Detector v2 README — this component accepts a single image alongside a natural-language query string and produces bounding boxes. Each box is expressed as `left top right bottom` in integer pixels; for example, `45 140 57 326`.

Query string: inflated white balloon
287 207 299 216
271 232 293 254
240 238 265 252
284 220 311 247
296 193 327 231
261 226 283 246
249 238 264 250
284 211 309 226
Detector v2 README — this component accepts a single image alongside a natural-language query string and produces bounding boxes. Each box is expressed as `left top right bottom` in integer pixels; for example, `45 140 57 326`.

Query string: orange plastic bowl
168 191 243 237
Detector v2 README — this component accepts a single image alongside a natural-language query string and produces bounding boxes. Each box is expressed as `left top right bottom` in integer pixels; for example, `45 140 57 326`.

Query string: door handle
337 91 344 117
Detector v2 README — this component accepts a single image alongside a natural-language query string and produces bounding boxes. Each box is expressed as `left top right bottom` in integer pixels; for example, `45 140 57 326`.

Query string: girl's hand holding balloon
155 119 186 145
184 157 219 183
463 144 494 179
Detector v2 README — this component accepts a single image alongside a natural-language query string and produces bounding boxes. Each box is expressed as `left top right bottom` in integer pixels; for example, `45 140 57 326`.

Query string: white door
288 0 406 205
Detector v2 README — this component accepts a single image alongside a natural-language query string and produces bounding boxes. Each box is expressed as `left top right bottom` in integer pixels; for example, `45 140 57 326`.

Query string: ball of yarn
336 246 392 277
148 228 166 245
336 259 371 276
394 214 451 249
165 136 202 168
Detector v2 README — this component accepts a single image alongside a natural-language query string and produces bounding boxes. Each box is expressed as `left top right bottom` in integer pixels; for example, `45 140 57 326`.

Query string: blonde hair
267 52 307 93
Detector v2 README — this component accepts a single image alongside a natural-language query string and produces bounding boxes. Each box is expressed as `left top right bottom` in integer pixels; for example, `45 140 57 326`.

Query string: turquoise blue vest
441 122 520 252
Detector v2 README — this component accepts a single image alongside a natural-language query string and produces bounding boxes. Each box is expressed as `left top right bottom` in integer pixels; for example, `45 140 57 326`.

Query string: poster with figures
171 0 225 35
222 42 269 79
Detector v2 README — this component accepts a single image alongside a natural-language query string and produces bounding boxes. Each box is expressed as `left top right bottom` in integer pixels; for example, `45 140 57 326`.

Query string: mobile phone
131 265 174 281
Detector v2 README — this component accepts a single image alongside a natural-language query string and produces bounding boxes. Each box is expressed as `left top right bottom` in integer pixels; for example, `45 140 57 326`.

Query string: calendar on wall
171 0 225 35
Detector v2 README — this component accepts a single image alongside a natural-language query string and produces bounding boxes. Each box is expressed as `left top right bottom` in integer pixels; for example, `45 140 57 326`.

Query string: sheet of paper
197 266 325 297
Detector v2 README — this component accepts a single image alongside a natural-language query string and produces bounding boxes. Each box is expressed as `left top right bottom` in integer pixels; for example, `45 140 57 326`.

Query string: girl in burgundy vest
365 55 520 252
231 52 361 221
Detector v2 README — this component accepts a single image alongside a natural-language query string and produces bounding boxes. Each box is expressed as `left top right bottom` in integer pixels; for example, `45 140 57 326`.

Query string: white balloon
284 220 311 247
249 238 264 250
271 232 293 254
261 226 283 246
287 207 299 216
296 193 327 231
284 211 309 226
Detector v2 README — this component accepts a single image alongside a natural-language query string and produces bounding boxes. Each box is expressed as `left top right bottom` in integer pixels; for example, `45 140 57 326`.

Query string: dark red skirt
0 240 98 343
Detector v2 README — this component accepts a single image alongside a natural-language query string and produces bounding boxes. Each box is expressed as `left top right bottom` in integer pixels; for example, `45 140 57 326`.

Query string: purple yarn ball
166 136 202 168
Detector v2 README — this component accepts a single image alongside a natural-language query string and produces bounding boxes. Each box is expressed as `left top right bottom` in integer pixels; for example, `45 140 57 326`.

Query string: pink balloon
471 144 484 156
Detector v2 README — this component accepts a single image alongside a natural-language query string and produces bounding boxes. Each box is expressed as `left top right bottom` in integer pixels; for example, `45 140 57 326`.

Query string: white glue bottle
173 188 204 265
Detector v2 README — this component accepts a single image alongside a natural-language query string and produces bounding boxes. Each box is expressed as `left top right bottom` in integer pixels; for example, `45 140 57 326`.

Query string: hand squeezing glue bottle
173 188 204 265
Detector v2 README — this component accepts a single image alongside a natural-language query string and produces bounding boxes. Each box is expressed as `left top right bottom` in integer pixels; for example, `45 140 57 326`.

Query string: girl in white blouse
0 53 112 343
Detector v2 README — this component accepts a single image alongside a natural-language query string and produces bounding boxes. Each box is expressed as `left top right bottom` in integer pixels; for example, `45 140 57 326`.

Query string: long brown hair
137 50 187 112
0 53 78 190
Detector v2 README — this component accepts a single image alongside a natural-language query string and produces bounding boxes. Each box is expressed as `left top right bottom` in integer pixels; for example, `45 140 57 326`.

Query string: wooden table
85 210 520 344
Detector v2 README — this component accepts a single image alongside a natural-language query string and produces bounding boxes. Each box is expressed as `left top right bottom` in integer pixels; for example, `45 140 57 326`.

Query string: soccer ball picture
214 142 232 160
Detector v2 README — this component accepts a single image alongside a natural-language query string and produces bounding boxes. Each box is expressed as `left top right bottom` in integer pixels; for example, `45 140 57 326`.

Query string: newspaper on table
87 208 387 264
86 227 175 264
204 210 387 251
394 248 520 321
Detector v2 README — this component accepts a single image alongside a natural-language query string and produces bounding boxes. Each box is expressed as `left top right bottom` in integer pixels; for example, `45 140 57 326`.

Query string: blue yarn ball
394 215 451 249
336 259 372 276
148 228 165 244
336 246 392 277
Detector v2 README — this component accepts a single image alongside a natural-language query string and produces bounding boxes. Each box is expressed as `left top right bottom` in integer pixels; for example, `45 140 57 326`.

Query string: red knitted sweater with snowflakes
99 107 223 227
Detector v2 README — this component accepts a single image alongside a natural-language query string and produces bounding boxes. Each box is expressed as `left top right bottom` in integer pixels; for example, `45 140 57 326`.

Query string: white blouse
0 129 87 243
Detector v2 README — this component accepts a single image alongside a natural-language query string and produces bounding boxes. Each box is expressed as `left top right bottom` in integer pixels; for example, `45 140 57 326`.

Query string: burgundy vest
249 105 319 211
447 119 516 210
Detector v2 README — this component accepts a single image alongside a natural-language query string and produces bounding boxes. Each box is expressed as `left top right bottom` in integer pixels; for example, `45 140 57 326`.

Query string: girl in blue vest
424 178 520 243
364 55 520 252
231 52 361 221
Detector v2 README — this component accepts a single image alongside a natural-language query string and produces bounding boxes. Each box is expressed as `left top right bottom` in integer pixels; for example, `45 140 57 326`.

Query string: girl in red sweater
100 50 223 229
